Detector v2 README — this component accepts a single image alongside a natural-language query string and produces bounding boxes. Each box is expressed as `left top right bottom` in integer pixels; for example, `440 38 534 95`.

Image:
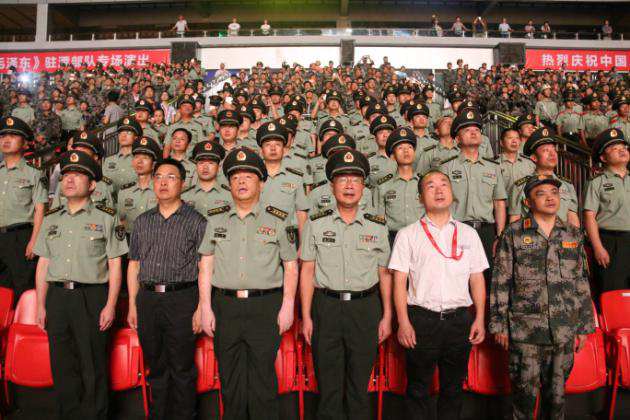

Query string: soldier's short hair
418 170 452 195
500 127 519 142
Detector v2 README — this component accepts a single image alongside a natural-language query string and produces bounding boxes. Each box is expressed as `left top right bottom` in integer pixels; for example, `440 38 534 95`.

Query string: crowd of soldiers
0 56 628 420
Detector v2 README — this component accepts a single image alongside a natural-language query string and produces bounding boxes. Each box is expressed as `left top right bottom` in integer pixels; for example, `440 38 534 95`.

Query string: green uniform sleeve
32 218 51 258
300 219 316 262
493 166 508 201
295 181 310 212
489 228 513 336
51 183 62 208
576 237 596 335
198 219 216 256
582 179 600 212
106 214 129 258
508 184 524 216
566 183 579 213
578 115 586 131
377 224 391 267
32 171 49 204
278 218 298 262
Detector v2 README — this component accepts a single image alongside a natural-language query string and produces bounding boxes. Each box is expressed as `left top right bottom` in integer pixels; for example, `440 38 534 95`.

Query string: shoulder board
266 205 288 221
366 152 377 159
377 173 393 185
45 206 63 216
514 176 529 187
181 185 194 194
25 160 42 170
364 213 386 225
294 152 307 159
423 145 436 152
588 172 604 181
101 176 113 185
286 167 304 177
312 180 327 189
482 157 499 164
308 154 321 160
558 175 572 184
309 209 333 221
518 153 533 161
221 184 231 191
121 182 136 190
208 205 231 217
95 204 116 216
438 155 458 166
493 155 500 161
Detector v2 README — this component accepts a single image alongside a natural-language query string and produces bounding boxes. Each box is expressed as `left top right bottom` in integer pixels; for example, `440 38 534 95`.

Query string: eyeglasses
154 174 181 182
335 176 363 185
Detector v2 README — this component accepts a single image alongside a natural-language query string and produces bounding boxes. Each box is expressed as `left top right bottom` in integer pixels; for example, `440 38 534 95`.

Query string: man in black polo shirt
127 158 207 420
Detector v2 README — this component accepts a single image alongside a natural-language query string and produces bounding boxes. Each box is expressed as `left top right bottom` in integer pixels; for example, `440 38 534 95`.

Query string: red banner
526 49 629 71
0 49 171 73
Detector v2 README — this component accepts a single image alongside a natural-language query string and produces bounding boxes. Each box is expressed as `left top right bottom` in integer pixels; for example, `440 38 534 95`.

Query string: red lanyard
420 218 463 261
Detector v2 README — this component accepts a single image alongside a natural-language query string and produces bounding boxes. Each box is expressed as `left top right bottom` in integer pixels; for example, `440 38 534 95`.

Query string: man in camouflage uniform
490 175 595 420
33 98 62 147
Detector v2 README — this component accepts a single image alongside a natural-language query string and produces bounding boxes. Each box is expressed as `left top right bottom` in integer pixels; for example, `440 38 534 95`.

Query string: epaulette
45 206 62 216
519 154 533 161
221 184 231 191
364 213 386 225
95 204 116 216
308 154 321 160
482 157 499 164
181 185 194 194
294 152 307 159
558 175 572 184
514 176 529 187
101 176 113 185
286 167 304 177
377 173 393 185
438 155 458 166
121 182 136 190
423 145 437 152
309 209 333 221
588 172 604 181
311 180 327 189
366 152 377 159
266 205 288 220
493 155 500 161
208 205 230 217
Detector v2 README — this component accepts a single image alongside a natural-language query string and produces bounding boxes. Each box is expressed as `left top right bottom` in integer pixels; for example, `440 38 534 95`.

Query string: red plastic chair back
600 290 630 333
565 328 607 393
195 335 220 393
0 287 14 330
4 324 53 388
109 328 143 390
13 290 38 325
464 336 512 395
276 331 298 394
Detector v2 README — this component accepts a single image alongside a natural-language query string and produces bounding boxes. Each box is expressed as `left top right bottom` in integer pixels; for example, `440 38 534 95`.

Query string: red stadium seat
12 289 37 325
109 328 149 418
276 331 298 395
464 335 511 395
0 287 15 355
195 335 220 394
599 290 630 420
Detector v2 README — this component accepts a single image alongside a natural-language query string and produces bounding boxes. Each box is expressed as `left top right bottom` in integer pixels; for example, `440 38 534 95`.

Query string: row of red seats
1 289 630 420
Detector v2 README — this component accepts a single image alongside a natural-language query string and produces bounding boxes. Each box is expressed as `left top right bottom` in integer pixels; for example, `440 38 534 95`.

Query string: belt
318 285 378 301
141 282 196 293
214 287 282 299
463 221 492 230
0 223 32 233
413 305 469 321
600 229 630 237
51 280 105 290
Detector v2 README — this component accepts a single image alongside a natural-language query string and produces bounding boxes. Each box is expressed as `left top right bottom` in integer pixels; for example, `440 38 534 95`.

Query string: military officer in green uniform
103 116 143 194
182 141 232 218
197 147 298 420
278 115 312 187
496 127 536 193
555 94 581 143
163 95 205 158
534 85 559 128
368 114 398 187
610 95 630 141
284 99 315 156
52 131 114 208
513 114 537 153
11 90 36 127
34 150 128 420
438 108 507 285
117 136 162 235
490 175 595 420
423 85 442 127
215 109 243 154
509 127 580 227
300 148 392 420
59 95 83 142
0 116 48 298
583 128 630 293
579 93 609 147
235 104 259 152
373 127 423 244
417 116 459 175
350 97 378 156
133 99 161 142
408 102 438 153
308 118 344 186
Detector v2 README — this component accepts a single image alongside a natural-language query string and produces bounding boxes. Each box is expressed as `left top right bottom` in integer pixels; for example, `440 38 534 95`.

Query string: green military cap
238 104 256 122
278 115 297 135
582 93 600 106
448 92 465 103
319 118 343 137
407 102 430 119
457 99 479 114
192 140 226 162
523 127 557 156
369 114 397 135
291 94 307 105
352 90 365 101
269 85 283 96
60 150 102 181
523 174 562 198
221 83 234 94
450 108 483 138
223 147 268 181
325 149 370 181
72 130 104 158
234 88 249 101
359 95 376 109
592 128 627 163
256 120 288 146
117 116 143 136
135 99 153 114
513 113 536 130
563 93 577 103
386 127 417 157
325 90 343 104
132 136 162 160
177 94 195 108
613 95 629 111
195 96 206 106
250 97 268 114
321 133 356 159
400 100 416 119
397 85 413 95
217 109 242 126
422 84 435 95
382 86 397 99
209 95 223 107
0 116 34 142
284 100 304 114
365 102 387 120
17 89 31 98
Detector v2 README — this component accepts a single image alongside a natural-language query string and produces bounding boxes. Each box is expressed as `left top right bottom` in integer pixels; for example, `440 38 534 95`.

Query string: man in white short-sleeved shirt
171 15 189 37
389 169 487 420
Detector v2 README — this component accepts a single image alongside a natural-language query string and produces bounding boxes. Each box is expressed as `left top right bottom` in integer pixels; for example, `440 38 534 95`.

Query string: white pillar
36 3 49 43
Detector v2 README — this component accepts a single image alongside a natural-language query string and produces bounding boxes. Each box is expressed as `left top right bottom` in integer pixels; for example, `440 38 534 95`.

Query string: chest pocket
558 247 580 279
315 235 341 266
13 182 33 204
81 232 106 257
46 231 63 256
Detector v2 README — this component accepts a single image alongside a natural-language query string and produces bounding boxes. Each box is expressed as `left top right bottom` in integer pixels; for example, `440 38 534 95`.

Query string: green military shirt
198 203 297 289
426 102 442 126
294 129 315 155
390 109 406 128
497 153 536 193
490 216 594 345
556 110 581 134
11 105 35 126
140 124 161 143
52 178 114 208
316 114 351 134
164 120 205 148
182 182 232 219
309 182 373 214
33 202 128 284
116 181 158 233
237 133 260 153
59 107 82 131
176 158 198 186
284 149 312 184
307 155 328 186
0 158 48 226
439 154 507 223
103 152 136 192
373 172 424 232
416 143 459 176
367 152 397 188
301 208 390 291
534 99 559 123
260 167 309 227
509 172 578 221
583 170 630 231
194 115 215 137
579 112 609 140
611 118 630 142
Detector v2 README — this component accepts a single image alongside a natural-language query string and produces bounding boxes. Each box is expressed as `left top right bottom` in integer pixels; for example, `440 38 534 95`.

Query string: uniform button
69 230 72 234
66 259 70 262
140 207 144 210
67 244 71 247
3 181 6 184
